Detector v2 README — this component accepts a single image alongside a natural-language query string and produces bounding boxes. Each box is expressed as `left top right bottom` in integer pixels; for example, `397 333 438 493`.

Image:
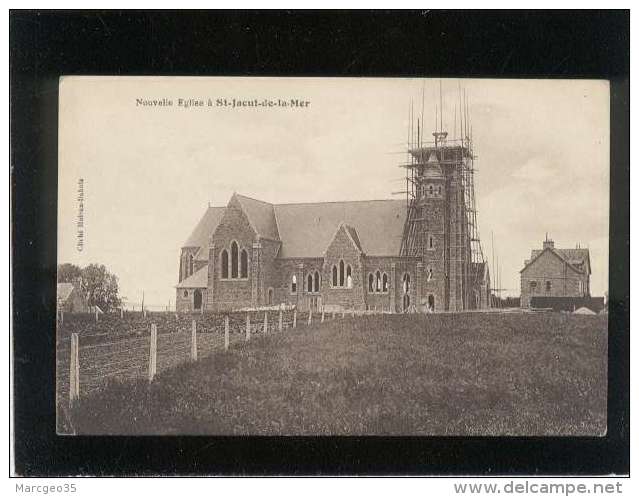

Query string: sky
58 77 609 307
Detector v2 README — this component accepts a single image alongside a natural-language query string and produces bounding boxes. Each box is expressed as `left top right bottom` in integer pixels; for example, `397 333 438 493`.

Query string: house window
307 273 313 293
368 273 374 292
183 290 188 298
382 273 388 293
291 274 297 294
578 281 584 294
339 260 345 287
221 249 229 279
332 265 338 287
346 265 352 288
240 249 248 278
530 281 537 292
545 280 551 292
231 241 239 278
313 271 320 293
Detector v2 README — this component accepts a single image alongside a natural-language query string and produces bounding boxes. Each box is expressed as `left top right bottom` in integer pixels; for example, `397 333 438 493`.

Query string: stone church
176 143 492 313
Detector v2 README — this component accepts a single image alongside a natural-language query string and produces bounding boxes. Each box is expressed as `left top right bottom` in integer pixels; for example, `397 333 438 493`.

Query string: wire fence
56 307 387 419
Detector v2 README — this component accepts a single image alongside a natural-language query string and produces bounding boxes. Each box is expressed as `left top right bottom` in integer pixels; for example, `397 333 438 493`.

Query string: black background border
10 10 630 476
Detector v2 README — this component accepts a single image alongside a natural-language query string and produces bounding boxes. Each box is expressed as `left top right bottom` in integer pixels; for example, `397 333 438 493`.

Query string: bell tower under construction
399 91 490 311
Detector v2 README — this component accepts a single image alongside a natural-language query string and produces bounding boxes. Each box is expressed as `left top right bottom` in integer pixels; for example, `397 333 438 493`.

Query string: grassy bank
68 312 607 435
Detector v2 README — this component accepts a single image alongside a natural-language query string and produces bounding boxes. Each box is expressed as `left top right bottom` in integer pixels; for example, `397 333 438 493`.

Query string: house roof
182 195 407 259
521 247 590 274
176 265 208 288
57 282 75 302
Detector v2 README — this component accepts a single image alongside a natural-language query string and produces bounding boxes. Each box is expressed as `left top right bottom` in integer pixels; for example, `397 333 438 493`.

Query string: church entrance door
193 289 202 310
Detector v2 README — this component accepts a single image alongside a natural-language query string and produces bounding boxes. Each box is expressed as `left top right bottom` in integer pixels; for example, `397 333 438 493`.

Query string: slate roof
183 206 225 260
57 282 75 303
344 224 363 252
469 262 489 283
523 247 591 274
176 265 208 288
235 194 280 241
182 195 407 259
274 199 406 258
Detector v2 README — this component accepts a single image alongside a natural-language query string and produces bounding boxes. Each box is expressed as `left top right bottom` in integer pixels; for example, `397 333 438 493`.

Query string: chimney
543 233 554 250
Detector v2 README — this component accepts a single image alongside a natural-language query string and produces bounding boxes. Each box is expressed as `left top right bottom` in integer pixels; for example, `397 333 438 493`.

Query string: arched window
429 185 434 195
231 241 239 278
428 235 434 250
382 273 388 293
183 290 188 298
428 294 435 312
427 267 433 281
403 273 411 294
368 273 374 292
291 274 297 294
339 260 345 287
313 271 320 293
546 280 551 292
437 186 442 195
346 265 352 288
240 249 248 278
375 271 381 292
221 249 229 279
332 265 338 287
189 254 194 276
307 273 313 293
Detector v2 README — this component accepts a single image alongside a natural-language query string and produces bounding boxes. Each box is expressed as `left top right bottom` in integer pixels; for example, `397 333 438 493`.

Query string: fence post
69 333 79 407
148 324 157 382
321 310 325 323
246 313 251 342
224 315 230 350
120 308 124 319
279 310 283 332
144 309 147 319
332 312 336 320
308 310 312 326
342 310 345 319
263 312 268 334
191 320 197 361
293 310 297 328
95 308 99 322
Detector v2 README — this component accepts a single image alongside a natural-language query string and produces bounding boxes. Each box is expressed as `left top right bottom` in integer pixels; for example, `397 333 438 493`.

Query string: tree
57 263 82 283
80 264 122 313
56 263 122 312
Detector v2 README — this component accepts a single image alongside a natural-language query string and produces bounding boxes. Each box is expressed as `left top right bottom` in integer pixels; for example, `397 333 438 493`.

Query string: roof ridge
235 193 275 206
274 198 401 207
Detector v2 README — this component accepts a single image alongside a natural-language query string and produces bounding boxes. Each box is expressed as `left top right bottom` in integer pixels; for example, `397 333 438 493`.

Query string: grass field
69 312 607 436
